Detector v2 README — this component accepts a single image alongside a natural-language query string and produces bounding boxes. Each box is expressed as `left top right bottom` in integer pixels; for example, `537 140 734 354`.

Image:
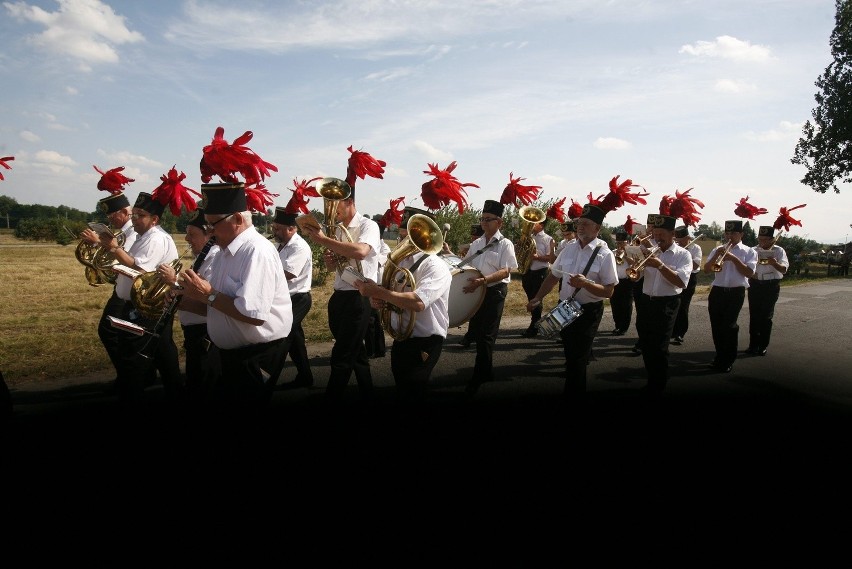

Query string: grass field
1 231 842 385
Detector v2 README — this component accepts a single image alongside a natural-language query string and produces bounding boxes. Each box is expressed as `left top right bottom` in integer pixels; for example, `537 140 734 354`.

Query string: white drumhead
448 267 485 328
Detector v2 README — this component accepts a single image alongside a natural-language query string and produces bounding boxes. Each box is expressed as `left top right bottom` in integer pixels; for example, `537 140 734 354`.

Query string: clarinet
138 237 217 359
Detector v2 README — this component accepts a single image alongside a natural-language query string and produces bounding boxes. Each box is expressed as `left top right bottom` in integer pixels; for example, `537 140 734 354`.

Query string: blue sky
1 0 849 243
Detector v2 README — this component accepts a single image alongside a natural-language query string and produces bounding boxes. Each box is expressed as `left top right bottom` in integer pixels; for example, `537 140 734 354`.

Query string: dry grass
0 232 557 385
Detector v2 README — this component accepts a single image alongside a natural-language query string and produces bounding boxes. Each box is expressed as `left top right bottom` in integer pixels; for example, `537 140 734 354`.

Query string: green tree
742 221 757 246
791 0 852 194
697 221 723 241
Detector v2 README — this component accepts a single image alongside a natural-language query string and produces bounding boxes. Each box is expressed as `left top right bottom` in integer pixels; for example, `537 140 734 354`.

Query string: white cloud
365 67 414 82
5 0 144 66
593 137 632 150
743 121 803 142
411 140 454 163
96 149 163 169
65 86 78 95
679 35 773 62
714 79 758 93
19 130 40 142
33 149 77 169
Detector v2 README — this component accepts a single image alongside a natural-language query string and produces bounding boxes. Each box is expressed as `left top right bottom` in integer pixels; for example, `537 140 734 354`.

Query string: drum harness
565 245 601 304
457 236 504 270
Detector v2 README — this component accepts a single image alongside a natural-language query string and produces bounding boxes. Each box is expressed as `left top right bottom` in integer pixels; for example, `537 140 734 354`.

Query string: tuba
318 177 362 277
515 205 546 275
380 214 443 341
74 229 126 287
130 246 191 320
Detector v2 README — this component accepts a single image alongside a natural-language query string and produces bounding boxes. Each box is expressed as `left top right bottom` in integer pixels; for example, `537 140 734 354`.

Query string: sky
1 0 849 244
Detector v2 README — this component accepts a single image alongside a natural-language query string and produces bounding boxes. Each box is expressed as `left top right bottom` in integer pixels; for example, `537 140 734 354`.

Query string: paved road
4 278 852 531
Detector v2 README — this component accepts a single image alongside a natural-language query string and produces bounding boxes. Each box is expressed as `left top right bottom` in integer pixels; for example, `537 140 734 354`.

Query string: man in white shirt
635 214 693 394
527 203 617 398
671 225 702 345
746 225 789 356
521 216 555 338
355 209 452 405
703 219 758 373
464 200 519 396
609 230 633 335
300 180 381 402
97 192 182 408
272 206 315 388
180 183 293 412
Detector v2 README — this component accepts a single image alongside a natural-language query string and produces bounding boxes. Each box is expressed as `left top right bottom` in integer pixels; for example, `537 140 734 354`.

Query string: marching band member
464 199 519 396
746 225 790 356
703 218 758 373
458 223 485 348
635 212 693 395
671 225 702 345
521 215 555 338
355 208 452 405
609 229 633 335
272 205 315 388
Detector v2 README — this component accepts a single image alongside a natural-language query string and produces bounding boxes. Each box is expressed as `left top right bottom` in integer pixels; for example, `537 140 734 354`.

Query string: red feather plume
420 161 479 214
93 165 134 194
665 188 705 227
200 126 278 185
284 177 322 215
345 146 386 189
0 156 14 181
599 175 648 213
733 196 768 220
243 183 279 214
623 215 637 236
773 203 806 231
499 172 542 207
546 197 566 223
151 166 201 216
567 198 584 220
380 196 406 228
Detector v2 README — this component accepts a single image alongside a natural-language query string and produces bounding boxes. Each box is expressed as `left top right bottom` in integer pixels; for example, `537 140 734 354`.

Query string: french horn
74 229 126 287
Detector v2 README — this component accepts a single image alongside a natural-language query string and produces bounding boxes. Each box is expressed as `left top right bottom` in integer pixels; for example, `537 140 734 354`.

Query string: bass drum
440 254 486 328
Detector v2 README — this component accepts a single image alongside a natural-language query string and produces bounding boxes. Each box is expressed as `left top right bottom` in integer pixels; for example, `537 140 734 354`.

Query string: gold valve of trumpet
626 246 660 280
615 249 626 265
711 240 734 272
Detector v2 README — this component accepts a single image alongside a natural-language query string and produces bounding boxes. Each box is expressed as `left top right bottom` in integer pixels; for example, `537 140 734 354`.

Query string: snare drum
535 299 584 339
440 254 486 328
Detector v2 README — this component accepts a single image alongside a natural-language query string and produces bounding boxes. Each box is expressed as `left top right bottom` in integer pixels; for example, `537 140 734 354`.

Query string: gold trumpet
626 245 660 280
758 231 783 264
516 205 546 275
317 177 362 277
615 249 626 265
711 240 734 272
130 245 192 320
380 214 444 341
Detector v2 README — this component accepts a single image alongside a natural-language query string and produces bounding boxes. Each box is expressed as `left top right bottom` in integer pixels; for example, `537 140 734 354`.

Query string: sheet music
112 264 142 279
107 316 146 336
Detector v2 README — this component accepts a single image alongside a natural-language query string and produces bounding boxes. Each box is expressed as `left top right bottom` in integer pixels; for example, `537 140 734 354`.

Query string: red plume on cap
499 172 541 207
380 196 406 228
345 146 386 189
567 198 584 220
151 166 201 216
243 182 279 214
0 156 14 181
733 196 768 220
662 187 704 227
284 177 322 215
599 175 648 213
623 215 638 236
200 126 278 185
94 165 134 194
420 161 479 214
773 203 806 231
546 197 566 223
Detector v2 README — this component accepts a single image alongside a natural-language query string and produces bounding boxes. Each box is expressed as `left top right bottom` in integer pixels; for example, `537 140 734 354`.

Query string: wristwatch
207 291 219 306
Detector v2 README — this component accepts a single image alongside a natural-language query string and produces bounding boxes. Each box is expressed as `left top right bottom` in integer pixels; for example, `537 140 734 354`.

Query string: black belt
290 292 311 299
749 278 780 284
713 286 745 291
644 294 679 301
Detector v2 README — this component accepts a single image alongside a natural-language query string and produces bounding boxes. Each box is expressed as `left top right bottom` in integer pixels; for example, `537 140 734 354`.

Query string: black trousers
672 272 698 339
364 307 386 358
631 276 644 335
467 283 508 387
637 295 681 393
522 268 548 327
181 323 219 406
391 334 444 405
747 279 781 350
287 292 314 382
610 277 633 331
115 301 184 409
559 300 604 397
217 337 289 412
326 290 373 400
98 289 128 373
708 286 746 368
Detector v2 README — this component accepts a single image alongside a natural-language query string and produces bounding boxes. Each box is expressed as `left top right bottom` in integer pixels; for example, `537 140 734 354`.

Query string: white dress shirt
469 230 519 286
641 243 692 296
530 230 554 271
278 232 313 294
333 211 380 291
710 241 758 288
119 219 137 252
115 225 178 301
551 237 618 304
392 253 452 338
752 245 789 281
686 242 702 274
206 226 293 350
179 244 219 326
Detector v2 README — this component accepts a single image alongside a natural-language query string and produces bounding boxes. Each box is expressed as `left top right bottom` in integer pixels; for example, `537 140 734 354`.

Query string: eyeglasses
479 217 500 223
130 212 150 219
204 213 233 232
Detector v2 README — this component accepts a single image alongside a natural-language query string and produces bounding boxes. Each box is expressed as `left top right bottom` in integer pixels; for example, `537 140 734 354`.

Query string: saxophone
515 205 546 275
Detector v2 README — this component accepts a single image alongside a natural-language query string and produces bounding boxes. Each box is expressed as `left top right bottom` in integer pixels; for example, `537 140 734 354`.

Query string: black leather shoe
745 346 758 355
631 344 642 354
722 363 733 373
459 338 472 348
611 328 625 336
521 328 538 338
670 336 683 345
758 347 767 356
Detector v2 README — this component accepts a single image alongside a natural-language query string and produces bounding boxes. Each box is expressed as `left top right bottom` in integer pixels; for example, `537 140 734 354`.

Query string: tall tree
791 0 852 194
